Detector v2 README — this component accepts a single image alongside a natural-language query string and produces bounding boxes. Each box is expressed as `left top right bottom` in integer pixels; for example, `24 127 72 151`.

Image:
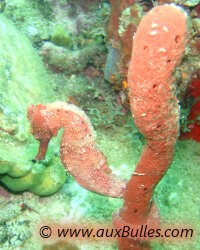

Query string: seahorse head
27 104 53 141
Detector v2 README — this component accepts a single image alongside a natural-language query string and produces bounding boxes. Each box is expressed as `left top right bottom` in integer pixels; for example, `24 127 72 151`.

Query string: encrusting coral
0 158 66 196
0 14 66 196
27 102 126 198
113 4 187 249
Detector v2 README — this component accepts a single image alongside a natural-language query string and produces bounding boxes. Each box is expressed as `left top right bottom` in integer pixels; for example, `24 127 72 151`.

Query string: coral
113 4 187 249
51 25 72 48
186 72 200 99
27 102 126 198
180 102 200 142
0 159 66 196
180 72 200 142
106 0 144 83
40 42 105 73
108 0 136 42
3 0 53 46
118 4 143 73
0 15 66 195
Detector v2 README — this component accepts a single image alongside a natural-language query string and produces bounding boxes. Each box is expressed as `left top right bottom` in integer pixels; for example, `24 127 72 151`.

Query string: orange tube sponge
113 4 187 249
27 102 125 198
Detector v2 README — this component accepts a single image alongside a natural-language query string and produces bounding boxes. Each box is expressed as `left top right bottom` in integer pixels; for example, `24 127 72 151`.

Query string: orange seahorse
27 101 125 198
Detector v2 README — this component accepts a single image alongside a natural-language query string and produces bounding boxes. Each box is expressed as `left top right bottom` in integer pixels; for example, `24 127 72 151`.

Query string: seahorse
27 101 125 198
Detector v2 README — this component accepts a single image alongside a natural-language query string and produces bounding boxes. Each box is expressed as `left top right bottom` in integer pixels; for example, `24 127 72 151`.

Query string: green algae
51 25 72 49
